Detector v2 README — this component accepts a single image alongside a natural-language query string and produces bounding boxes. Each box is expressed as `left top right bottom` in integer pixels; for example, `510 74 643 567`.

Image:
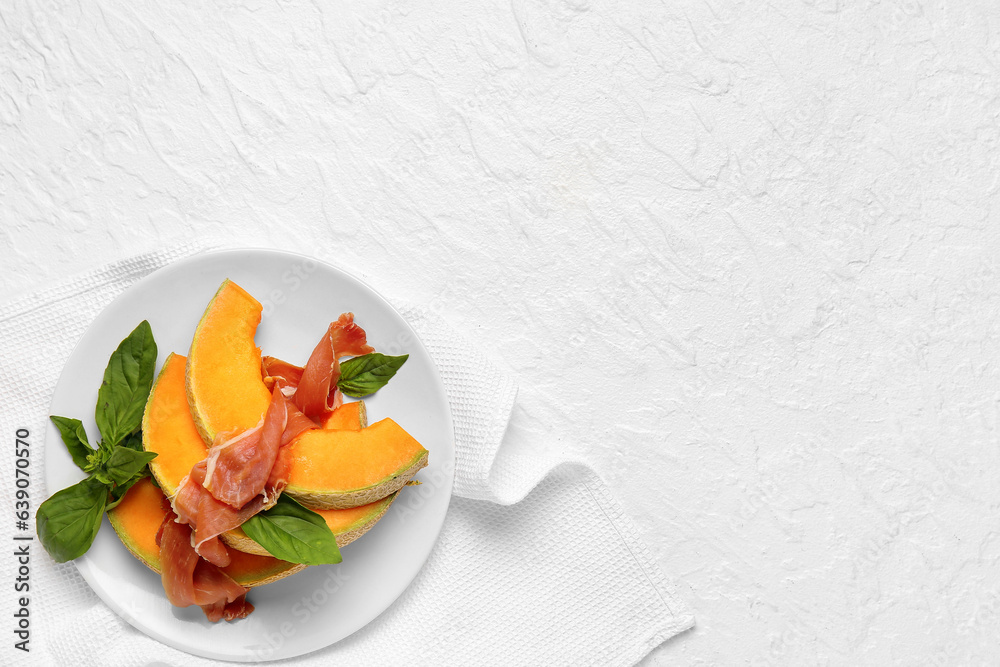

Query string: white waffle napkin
0 244 693 666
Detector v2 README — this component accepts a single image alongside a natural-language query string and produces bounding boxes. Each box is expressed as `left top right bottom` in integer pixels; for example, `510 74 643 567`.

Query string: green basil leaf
95 320 157 447
36 477 108 563
119 431 145 452
104 446 158 486
337 353 408 398
105 473 144 511
242 496 342 565
50 415 94 472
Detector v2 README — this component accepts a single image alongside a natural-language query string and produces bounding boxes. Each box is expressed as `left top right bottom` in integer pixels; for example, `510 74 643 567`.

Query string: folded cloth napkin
0 244 693 666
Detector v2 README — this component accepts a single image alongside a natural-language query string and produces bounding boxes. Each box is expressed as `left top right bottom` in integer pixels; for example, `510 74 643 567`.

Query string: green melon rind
284 450 428 510
220 491 399 556
229 562 306 588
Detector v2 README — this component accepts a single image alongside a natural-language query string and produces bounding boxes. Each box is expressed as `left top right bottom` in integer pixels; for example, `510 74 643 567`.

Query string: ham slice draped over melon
260 312 375 496
162 312 373 621
156 503 254 622
291 313 374 418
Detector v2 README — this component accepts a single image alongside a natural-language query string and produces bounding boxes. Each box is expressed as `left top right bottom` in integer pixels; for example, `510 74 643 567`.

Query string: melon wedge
143 353 208 497
321 400 367 430
220 492 398 556
107 477 304 587
284 418 429 510
186 279 271 445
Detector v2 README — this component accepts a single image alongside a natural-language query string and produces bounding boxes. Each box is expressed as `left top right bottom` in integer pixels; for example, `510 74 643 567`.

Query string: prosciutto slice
172 461 268 567
204 387 291 507
172 387 317 566
156 506 253 622
265 405 315 492
266 312 373 420
261 356 303 393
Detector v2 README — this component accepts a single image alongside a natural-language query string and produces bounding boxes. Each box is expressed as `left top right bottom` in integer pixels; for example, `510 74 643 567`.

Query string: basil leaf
119 431 145 452
242 496 342 565
105 474 144 511
95 320 157 447
36 477 108 563
337 353 408 398
104 446 158 486
50 415 94 472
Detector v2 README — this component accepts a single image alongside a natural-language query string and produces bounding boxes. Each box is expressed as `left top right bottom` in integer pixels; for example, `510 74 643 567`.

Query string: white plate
44 248 455 662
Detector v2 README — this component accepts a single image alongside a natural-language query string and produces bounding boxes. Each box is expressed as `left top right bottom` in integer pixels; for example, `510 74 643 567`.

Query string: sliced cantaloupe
141 352 381 553
284 418 429 510
169 276 427 513
320 400 367 430
144 352 368 496
220 492 398 556
107 477 305 587
143 353 208 497
186 279 271 445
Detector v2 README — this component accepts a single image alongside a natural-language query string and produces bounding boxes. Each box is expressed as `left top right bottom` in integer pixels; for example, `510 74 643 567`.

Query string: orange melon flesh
321 400 366 430
186 279 271 445
143 353 208 497
319 499 388 533
107 478 303 587
285 418 429 510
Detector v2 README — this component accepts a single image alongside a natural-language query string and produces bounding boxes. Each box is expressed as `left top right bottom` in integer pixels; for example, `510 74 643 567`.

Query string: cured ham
261 356 303 393
279 402 317 448
156 504 253 622
172 461 268 567
267 445 295 492
162 313 373 621
172 387 317 568
266 312 373 420
204 387 290 507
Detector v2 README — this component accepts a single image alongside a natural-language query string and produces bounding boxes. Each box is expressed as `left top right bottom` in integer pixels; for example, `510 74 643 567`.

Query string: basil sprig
37 321 159 563
242 496 343 565
337 353 408 397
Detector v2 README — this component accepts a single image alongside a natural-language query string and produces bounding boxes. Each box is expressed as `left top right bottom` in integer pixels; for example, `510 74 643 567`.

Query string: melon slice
107 477 304 587
186 279 271 445
143 352 207 497
321 400 367 430
220 492 398 556
284 418 429 510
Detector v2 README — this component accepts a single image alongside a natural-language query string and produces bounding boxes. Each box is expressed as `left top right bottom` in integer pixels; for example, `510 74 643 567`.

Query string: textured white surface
2 0 999 663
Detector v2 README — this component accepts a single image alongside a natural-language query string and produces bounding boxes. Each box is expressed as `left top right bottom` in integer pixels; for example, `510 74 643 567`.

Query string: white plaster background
2 0 999 664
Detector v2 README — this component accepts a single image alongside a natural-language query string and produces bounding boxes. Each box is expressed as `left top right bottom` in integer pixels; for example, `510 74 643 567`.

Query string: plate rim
44 247 455 661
